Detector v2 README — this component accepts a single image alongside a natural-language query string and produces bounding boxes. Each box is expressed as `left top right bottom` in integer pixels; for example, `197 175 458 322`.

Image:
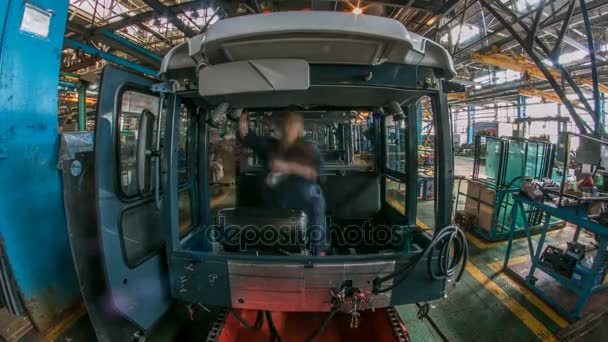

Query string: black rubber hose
265 311 282 342
305 302 343 342
230 309 264 331
373 225 468 294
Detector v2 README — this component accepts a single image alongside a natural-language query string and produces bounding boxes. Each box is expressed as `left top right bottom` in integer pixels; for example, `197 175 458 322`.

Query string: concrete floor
37 156 608 341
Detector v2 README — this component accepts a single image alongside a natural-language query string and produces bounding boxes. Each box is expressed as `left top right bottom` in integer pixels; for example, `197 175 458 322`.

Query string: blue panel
0 1 10 59
0 0 81 331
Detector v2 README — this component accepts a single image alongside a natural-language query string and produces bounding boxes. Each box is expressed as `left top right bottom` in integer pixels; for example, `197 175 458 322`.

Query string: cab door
94 65 171 330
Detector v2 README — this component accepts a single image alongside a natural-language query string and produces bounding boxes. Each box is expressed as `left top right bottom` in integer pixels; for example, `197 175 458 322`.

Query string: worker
239 111 327 255
210 153 224 184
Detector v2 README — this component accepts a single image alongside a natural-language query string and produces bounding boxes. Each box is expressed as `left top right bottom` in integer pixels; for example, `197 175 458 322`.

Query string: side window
417 98 436 231
178 106 195 237
385 178 406 215
209 122 237 217
386 116 406 173
384 115 408 215
118 90 160 197
178 106 190 183
353 114 375 169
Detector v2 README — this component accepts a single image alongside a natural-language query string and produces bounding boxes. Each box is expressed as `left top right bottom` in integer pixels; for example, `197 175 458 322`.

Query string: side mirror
136 109 155 194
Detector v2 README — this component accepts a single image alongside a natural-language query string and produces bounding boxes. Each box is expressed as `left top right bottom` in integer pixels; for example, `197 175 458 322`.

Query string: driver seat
216 207 308 253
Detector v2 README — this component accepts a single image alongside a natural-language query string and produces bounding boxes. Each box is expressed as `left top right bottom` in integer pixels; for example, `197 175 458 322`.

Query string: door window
386 116 406 173
117 90 160 197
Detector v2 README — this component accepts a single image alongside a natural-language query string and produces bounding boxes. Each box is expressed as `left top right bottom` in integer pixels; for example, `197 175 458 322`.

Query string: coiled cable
373 225 468 294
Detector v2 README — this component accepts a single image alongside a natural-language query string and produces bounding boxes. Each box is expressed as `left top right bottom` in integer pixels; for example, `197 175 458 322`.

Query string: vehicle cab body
62 11 457 339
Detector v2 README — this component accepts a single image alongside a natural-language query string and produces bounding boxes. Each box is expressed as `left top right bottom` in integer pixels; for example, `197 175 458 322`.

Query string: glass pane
209 122 237 219
118 91 159 196
178 106 190 182
385 178 405 215
417 98 435 232
485 138 502 183
120 201 162 266
353 113 375 169
386 116 406 173
178 191 193 237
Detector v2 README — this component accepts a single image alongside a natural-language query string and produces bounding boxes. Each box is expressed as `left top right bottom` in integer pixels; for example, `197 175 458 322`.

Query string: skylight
69 0 130 21
502 0 541 13
543 50 589 66
473 70 522 89
440 24 480 46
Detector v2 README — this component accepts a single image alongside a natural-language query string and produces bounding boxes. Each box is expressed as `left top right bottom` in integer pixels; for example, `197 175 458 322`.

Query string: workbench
503 194 608 321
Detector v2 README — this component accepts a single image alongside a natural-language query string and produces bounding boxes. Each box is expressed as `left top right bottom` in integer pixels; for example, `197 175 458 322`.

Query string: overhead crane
471 51 608 94
447 92 468 100
518 87 581 106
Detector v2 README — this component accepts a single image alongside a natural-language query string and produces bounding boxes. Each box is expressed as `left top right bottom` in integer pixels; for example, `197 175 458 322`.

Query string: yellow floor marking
385 196 567 333
44 304 86 342
465 227 564 250
465 231 506 249
466 262 558 341
487 256 569 328
487 254 529 272
385 198 433 232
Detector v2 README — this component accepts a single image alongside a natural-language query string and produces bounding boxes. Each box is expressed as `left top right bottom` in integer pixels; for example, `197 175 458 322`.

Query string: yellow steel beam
519 87 580 105
577 77 608 94
471 52 562 81
473 52 608 95
447 92 468 100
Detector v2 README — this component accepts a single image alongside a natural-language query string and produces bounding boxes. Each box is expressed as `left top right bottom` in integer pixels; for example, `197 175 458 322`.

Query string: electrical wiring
230 309 264 331
265 311 283 342
372 225 468 294
304 301 343 342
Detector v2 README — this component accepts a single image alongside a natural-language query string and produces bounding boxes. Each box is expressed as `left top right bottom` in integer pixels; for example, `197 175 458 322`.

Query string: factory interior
3 0 608 341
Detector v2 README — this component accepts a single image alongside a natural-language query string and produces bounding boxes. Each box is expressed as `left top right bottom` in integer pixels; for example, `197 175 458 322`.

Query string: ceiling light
352 7 363 15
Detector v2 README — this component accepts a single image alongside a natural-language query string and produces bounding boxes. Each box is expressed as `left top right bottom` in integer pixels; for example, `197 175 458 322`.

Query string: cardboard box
464 181 481 216
466 180 480 199
479 186 496 205
464 197 479 216
465 180 495 205
463 180 496 231
477 203 495 231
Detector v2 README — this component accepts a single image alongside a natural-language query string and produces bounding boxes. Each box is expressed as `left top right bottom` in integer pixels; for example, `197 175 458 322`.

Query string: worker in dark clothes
239 111 327 255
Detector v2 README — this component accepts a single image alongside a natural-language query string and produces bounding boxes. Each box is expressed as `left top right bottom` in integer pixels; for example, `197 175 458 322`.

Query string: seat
216 207 308 252
321 172 381 221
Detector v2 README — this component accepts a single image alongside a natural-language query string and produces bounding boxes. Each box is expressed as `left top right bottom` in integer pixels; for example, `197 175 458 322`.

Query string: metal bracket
150 81 175 93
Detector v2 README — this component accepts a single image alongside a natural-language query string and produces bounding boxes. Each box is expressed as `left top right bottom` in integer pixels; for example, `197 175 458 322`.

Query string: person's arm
270 144 321 182
270 160 317 181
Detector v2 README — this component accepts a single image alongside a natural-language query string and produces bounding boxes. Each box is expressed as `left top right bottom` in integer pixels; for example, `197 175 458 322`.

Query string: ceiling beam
458 0 608 59
66 18 162 67
141 0 198 37
101 1 214 32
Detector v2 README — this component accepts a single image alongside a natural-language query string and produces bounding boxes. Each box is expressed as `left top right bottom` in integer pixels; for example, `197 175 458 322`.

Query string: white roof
161 12 455 79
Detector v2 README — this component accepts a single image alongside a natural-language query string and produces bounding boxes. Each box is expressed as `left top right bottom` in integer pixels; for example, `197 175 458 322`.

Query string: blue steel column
580 0 602 136
0 0 80 331
77 82 87 130
467 105 474 144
